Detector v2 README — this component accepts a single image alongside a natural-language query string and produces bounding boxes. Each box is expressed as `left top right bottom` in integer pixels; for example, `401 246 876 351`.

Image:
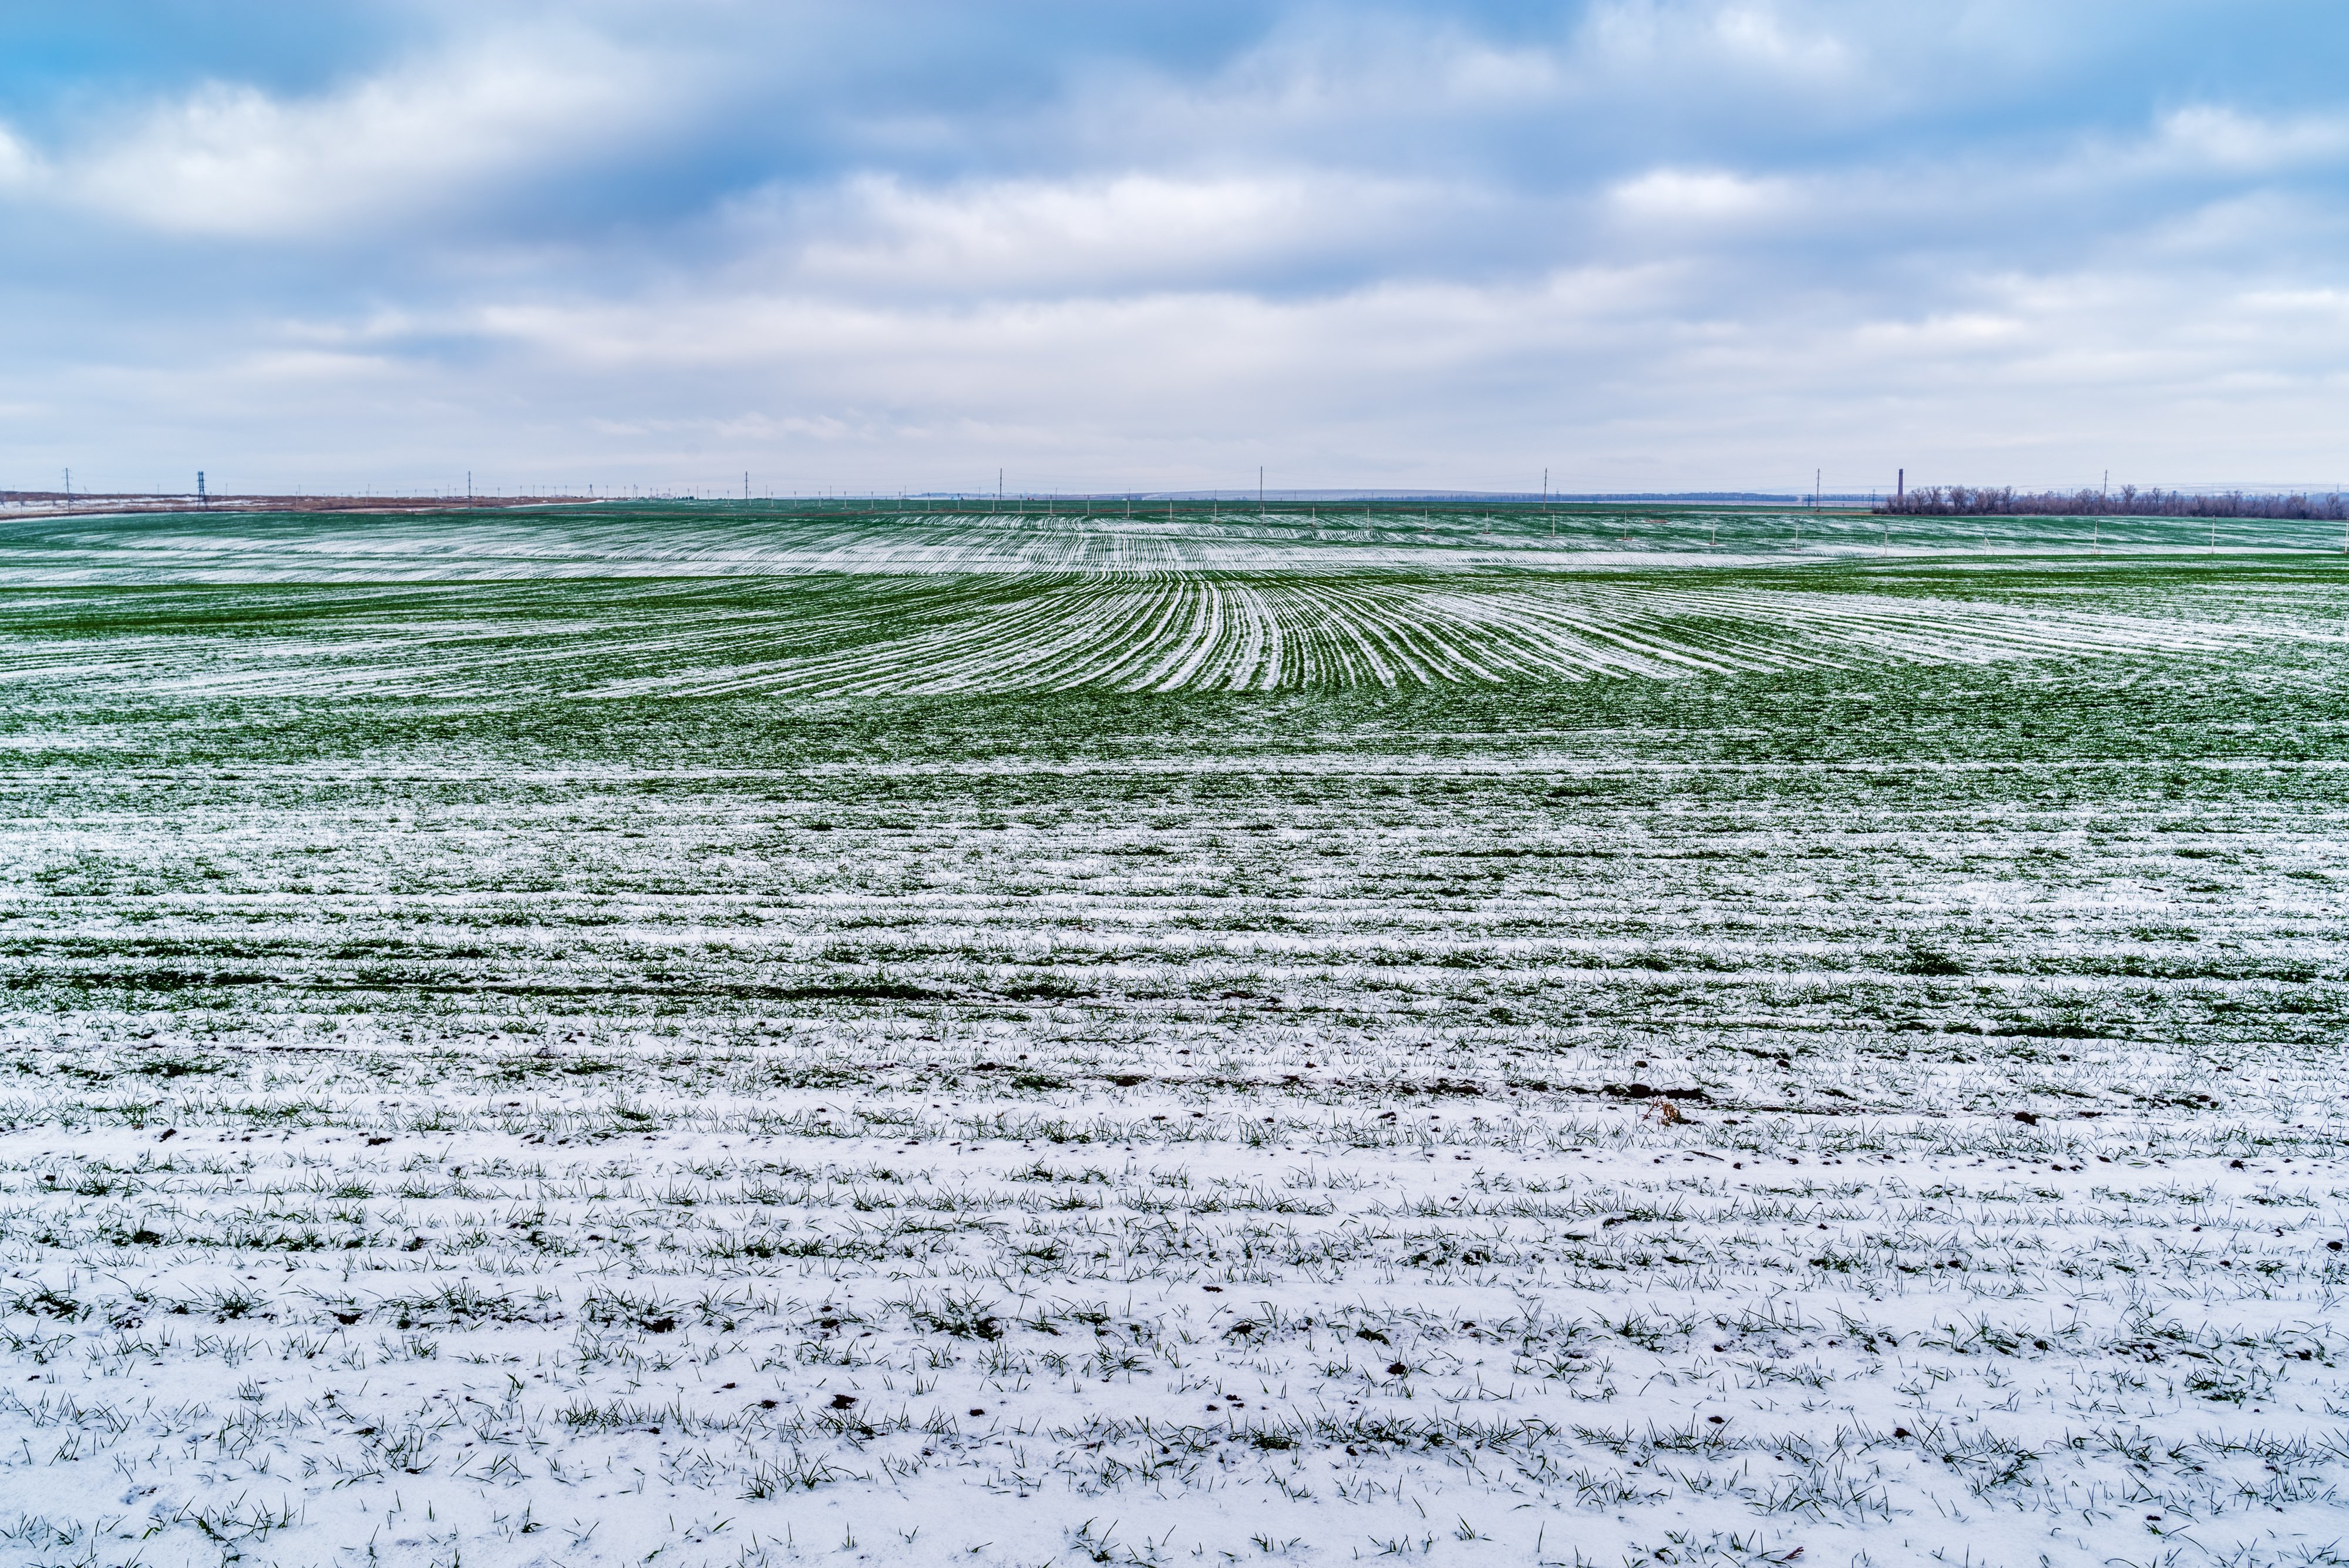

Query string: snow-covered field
2 506 2346 1568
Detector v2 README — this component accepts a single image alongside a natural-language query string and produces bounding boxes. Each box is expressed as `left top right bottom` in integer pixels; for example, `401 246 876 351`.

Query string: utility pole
1259 466 1265 516
1814 469 1820 510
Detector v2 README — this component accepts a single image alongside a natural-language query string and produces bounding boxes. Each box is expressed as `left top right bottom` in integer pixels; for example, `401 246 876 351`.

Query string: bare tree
1876 485 2348 520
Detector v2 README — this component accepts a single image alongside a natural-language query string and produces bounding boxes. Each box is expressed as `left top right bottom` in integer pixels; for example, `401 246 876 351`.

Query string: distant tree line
1877 485 2348 519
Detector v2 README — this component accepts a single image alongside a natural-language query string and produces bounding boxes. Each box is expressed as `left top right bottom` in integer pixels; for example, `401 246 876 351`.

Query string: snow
1 503 2345 1567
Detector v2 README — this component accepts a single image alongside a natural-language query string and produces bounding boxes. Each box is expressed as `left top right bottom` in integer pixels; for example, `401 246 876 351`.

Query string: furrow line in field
4 573 2339 705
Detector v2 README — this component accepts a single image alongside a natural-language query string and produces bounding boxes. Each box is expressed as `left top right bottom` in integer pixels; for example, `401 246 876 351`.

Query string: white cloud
1704 5 1854 75
18 231 2349 495
2237 286 2349 318
1852 311 2027 352
2151 105 2349 173
29 29 674 237
0 123 38 189
445 258 1682 392
6 4 2347 494
759 170 1473 297
1609 167 1792 222
209 218 2331 495
1577 1 1860 88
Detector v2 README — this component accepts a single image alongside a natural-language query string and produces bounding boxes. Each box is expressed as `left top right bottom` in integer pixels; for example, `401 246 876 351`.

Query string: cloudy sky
4 1 2345 497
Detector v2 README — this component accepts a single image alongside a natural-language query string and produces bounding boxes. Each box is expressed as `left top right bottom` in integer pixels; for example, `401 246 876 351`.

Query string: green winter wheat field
1 500 2345 1568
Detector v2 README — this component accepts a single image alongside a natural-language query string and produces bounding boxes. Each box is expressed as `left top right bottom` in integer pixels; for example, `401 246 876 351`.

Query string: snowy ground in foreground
5 1064 2345 1568
1 509 2345 1567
